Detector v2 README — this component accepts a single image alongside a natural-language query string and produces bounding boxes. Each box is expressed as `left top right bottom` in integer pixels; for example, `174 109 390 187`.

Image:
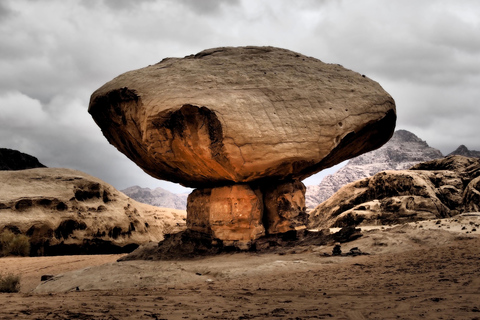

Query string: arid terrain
1 214 480 320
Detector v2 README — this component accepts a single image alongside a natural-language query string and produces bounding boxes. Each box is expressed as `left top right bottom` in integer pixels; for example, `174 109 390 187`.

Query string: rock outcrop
308 155 480 229
89 46 396 244
122 186 188 210
0 148 46 170
0 168 186 255
305 130 443 209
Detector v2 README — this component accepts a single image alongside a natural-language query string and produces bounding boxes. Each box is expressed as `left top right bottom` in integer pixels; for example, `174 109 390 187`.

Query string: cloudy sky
1 0 479 193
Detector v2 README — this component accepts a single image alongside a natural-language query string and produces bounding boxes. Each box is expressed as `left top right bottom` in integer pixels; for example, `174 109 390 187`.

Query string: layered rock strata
89 46 396 243
0 168 186 255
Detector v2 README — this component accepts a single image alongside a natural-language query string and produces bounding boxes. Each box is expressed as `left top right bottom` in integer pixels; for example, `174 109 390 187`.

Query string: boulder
89 46 396 188
88 46 396 242
308 155 480 229
0 168 186 255
464 176 480 212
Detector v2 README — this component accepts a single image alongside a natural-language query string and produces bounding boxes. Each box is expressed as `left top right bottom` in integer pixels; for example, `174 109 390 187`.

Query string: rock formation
305 130 443 209
122 186 188 210
308 155 480 229
0 148 46 170
448 145 480 158
88 46 396 244
0 168 186 255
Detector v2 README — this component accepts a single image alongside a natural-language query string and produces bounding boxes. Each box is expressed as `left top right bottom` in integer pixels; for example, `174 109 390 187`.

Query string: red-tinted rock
187 185 265 242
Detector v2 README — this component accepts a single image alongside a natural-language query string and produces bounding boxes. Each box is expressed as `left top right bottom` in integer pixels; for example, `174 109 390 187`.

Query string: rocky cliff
122 186 188 210
305 130 443 210
0 148 46 170
0 168 186 255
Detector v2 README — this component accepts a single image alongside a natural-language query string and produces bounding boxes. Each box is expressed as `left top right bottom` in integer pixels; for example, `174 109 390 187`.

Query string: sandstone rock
89 46 396 242
89 46 396 188
0 168 186 255
187 185 264 243
305 130 443 210
308 156 480 229
464 176 480 212
263 180 308 234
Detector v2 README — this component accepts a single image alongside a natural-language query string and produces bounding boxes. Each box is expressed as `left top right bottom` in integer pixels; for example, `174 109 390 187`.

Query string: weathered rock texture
308 155 480 229
88 46 396 241
263 180 308 234
306 130 443 210
0 168 186 255
0 148 46 170
187 185 265 244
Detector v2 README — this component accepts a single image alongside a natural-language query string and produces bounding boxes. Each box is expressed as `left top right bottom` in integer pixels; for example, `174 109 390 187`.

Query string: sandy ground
1 215 480 319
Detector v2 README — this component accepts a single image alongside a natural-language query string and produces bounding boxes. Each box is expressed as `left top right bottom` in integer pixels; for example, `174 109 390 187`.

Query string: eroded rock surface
88 46 396 242
89 46 396 188
308 155 480 229
305 130 444 210
187 185 265 244
0 168 186 255
263 180 308 234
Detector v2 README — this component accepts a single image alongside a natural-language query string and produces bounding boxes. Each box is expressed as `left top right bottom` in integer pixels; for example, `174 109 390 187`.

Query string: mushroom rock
88 46 396 242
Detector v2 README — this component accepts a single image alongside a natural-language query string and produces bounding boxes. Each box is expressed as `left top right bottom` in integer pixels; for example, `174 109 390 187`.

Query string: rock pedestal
187 180 308 243
263 180 308 234
187 184 265 243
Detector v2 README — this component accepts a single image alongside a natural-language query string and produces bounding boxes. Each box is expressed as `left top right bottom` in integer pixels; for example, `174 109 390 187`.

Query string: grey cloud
1 0 480 193
177 0 240 15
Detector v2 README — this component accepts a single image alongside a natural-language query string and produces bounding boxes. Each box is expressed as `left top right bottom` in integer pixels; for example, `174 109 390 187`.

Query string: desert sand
1 214 480 320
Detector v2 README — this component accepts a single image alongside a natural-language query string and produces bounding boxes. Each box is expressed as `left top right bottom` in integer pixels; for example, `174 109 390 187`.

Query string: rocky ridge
0 168 186 255
122 186 188 210
305 130 443 210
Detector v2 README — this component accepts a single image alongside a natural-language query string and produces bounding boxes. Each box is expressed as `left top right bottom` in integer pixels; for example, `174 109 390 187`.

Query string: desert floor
1 215 480 320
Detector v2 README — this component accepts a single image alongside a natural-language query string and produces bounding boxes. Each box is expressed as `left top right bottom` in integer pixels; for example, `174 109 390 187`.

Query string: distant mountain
122 186 188 210
0 148 46 170
305 130 443 210
447 145 480 158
